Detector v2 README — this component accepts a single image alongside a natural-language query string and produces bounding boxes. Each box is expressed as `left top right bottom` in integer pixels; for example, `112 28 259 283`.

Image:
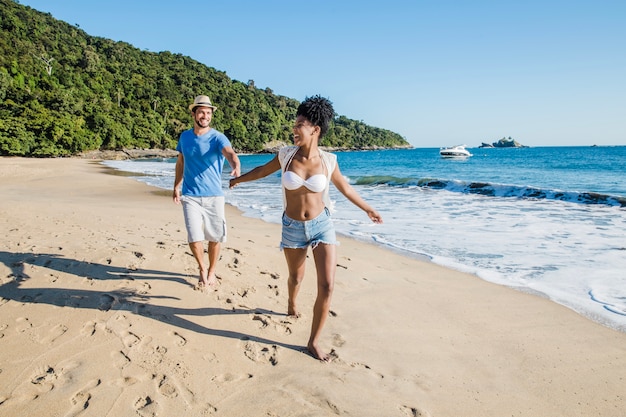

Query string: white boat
439 145 472 158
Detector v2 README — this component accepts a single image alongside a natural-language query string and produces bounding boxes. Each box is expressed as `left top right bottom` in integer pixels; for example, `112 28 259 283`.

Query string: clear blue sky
19 0 626 147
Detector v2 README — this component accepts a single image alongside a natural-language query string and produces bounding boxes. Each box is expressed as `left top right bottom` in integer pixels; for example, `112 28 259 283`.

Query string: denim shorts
280 207 338 250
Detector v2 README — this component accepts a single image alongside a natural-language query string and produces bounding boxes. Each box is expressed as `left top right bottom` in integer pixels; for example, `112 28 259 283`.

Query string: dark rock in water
479 137 527 148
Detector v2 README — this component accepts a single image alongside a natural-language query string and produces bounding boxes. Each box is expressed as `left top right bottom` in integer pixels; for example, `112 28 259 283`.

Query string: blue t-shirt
176 128 232 197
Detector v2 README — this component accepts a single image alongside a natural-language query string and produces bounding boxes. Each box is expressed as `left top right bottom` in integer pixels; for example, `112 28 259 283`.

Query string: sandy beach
1 157 625 417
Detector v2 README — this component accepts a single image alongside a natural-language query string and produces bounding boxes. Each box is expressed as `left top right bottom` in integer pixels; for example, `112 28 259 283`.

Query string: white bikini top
278 146 337 212
282 171 327 192
281 147 328 192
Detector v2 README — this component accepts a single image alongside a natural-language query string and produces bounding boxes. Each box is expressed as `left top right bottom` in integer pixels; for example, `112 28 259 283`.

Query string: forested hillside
0 0 410 156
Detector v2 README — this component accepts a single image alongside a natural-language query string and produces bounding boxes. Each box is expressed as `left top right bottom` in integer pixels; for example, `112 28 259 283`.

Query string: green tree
0 0 410 156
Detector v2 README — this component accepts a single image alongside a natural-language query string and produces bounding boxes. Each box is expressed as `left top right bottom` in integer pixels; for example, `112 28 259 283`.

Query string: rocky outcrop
77 149 179 160
479 137 527 148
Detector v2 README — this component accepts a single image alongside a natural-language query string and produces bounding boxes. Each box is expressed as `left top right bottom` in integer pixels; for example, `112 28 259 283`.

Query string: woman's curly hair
296 95 335 138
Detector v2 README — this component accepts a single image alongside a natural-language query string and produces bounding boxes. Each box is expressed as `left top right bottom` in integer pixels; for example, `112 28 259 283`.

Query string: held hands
228 169 241 189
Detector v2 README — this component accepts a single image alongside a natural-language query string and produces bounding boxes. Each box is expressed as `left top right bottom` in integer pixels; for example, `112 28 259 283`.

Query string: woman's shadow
0 250 303 354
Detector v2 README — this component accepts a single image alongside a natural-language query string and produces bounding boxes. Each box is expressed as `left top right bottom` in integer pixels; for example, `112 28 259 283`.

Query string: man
173 95 241 290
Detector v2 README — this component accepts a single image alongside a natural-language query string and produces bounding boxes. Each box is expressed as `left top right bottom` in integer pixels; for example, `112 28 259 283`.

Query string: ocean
103 146 626 333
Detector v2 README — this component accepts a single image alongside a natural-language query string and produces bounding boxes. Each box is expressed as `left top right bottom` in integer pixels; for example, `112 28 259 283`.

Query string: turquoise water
104 145 626 332
338 146 625 204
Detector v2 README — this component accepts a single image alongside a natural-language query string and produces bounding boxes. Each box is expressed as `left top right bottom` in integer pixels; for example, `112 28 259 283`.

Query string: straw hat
189 95 217 112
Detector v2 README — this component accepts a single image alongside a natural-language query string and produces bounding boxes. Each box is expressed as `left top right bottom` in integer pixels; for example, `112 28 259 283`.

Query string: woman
230 96 383 361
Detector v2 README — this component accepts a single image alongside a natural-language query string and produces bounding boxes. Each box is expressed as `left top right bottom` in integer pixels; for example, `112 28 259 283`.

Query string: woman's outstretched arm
330 164 383 224
229 155 281 188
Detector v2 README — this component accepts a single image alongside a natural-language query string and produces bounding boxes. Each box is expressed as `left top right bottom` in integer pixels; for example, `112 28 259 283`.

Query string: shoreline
103 160 626 333
1 157 625 416
76 143 415 161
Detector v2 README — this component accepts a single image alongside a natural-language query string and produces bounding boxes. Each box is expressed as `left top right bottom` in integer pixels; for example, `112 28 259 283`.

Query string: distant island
479 137 528 148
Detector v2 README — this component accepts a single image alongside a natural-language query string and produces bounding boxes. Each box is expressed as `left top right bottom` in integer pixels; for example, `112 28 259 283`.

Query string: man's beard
195 118 209 128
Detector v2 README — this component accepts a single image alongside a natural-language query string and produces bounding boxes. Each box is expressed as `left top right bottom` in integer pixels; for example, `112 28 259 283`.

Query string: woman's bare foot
287 300 301 318
307 341 330 362
199 267 209 284
287 306 301 318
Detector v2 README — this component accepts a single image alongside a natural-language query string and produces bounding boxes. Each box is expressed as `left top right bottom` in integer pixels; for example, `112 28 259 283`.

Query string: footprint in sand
211 373 253 384
80 321 97 337
401 405 433 417
252 314 292 335
171 331 187 347
65 379 101 417
260 270 281 280
252 315 270 328
242 340 279 366
225 247 241 258
139 281 151 293
28 360 81 394
134 395 162 417
237 286 255 298
121 331 141 348
111 350 131 368
113 376 138 387
267 284 280 296
39 323 68 344
332 333 346 348
225 247 243 273
98 294 115 311
15 317 32 333
345 360 384 379
157 374 178 398
30 365 57 394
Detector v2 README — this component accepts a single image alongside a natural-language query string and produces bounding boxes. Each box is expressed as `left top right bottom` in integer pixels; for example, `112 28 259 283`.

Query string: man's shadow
0 250 304 354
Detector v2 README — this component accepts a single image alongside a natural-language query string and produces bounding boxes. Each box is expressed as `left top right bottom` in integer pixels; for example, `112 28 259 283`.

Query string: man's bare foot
198 267 209 284
206 272 219 288
307 341 330 362
193 268 210 292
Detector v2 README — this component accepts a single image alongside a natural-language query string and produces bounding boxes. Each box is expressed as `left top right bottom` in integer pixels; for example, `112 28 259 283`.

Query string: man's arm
222 146 241 178
173 153 184 204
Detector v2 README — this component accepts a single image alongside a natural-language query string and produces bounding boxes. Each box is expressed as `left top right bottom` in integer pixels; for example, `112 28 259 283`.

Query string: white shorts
181 196 227 243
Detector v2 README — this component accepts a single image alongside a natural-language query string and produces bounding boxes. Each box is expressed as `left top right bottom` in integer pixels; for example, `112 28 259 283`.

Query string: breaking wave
351 175 626 207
